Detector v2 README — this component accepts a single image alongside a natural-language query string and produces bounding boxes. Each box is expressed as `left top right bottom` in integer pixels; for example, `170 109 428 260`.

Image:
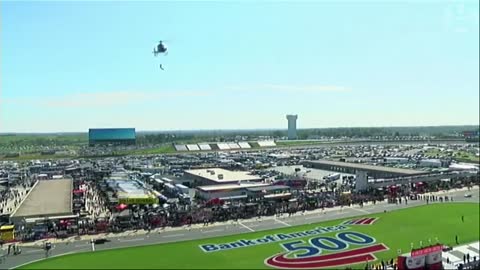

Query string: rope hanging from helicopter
153 40 168 70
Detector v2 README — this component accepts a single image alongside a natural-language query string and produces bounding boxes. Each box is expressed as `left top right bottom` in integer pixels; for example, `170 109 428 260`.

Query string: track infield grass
21 203 479 269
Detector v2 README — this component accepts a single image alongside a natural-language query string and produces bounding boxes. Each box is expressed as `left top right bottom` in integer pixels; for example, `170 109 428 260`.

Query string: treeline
2 125 477 147
135 125 479 144
138 125 479 139
136 134 206 145
296 126 479 139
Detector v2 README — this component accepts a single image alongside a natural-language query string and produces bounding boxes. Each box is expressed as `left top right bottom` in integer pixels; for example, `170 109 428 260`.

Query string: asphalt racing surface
2 188 478 269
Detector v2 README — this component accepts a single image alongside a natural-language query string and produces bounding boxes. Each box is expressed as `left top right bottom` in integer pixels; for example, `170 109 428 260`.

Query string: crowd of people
56 174 473 237
0 179 35 216
458 253 479 270
84 182 110 220
90 175 398 232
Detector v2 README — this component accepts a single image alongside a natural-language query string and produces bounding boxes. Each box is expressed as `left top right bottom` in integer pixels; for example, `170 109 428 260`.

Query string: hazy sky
1 1 479 133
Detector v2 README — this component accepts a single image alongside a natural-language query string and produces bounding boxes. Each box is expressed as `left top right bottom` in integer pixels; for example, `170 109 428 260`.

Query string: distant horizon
1 124 478 135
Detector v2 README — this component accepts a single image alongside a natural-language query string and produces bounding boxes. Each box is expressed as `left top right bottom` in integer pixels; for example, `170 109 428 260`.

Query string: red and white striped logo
342 217 378 225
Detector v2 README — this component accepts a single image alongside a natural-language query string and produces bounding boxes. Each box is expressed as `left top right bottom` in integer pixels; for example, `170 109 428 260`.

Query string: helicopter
153 41 168 56
153 40 168 70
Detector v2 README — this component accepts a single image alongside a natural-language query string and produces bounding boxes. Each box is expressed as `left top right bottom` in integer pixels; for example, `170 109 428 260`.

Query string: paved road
2 188 478 269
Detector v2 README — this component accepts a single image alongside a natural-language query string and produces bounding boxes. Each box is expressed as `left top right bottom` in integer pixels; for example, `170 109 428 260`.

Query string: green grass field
119 145 177 155
0 134 87 146
424 148 480 164
276 140 348 147
22 203 479 269
453 151 480 164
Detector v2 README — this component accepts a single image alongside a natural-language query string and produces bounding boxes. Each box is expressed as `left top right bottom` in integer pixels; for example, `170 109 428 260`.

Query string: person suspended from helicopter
153 40 168 70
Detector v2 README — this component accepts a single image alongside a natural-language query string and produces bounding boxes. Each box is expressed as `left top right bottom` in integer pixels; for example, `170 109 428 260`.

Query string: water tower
286 114 298 140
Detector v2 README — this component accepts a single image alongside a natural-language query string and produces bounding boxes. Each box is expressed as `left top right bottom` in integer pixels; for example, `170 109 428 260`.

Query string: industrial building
88 128 136 146
449 163 479 171
184 168 262 186
246 185 292 200
195 183 292 201
418 159 442 168
304 160 425 179
10 179 75 225
383 157 410 164
286 114 298 140
196 182 270 200
358 170 478 192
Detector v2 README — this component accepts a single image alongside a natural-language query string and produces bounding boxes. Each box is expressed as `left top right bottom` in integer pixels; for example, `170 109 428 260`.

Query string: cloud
227 84 350 93
1 84 347 110
3 90 209 108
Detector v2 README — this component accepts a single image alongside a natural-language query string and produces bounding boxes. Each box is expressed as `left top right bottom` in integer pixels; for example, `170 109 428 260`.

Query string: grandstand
227 143 240 149
238 142 252 149
217 143 231 150
257 140 276 147
89 128 136 146
172 141 276 152
174 145 188 151
198 144 212 151
186 144 200 151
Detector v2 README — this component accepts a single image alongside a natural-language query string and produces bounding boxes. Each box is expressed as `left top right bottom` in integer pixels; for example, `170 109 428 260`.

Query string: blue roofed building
88 128 136 146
